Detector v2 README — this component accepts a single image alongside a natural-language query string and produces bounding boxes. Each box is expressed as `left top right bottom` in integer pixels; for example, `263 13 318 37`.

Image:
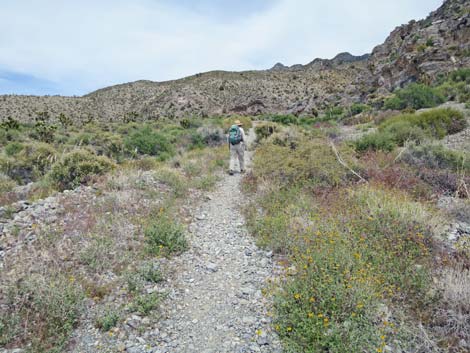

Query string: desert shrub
95 309 120 332
155 168 187 197
193 174 219 191
144 215 187 256
350 103 371 116
382 120 429 145
254 138 356 189
384 84 445 110
4 141 24 156
0 274 84 351
381 108 466 139
245 181 434 352
361 152 433 199
355 131 396 152
0 173 16 193
32 111 57 143
195 126 225 146
180 118 192 129
79 236 115 272
324 105 345 120
267 127 302 150
132 293 160 315
446 199 470 223
124 156 159 171
100 133 125 159
268 114 298 125
358 109 467 152
57 113 72 128
435 81 467 101
138 262 163 283
48 149 115 191
255 123 278 143
92 132 125 160
417 168 469 196
401 144 470 172
188 126 225 149
0 142 57 183
124 127 174 159
449 68 470 83
432 266 470 344
69 132 94 145
0 117 20 130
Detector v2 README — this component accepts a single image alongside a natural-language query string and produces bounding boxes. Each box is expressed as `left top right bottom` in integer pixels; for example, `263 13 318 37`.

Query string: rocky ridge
0 0 468 122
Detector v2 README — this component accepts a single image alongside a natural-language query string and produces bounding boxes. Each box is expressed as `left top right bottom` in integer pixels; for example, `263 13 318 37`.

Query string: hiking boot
229 170 234 175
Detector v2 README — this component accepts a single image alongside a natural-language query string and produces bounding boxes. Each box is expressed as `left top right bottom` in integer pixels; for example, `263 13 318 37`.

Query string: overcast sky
0 0 443 96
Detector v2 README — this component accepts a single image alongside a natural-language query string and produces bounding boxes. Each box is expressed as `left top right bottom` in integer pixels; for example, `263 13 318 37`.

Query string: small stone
206 262 218 272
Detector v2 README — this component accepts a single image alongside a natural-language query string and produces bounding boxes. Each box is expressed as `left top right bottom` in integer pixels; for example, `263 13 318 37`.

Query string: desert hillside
0 0 469 123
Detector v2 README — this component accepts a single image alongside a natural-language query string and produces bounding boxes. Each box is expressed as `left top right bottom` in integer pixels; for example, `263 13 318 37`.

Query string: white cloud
0 0 443 95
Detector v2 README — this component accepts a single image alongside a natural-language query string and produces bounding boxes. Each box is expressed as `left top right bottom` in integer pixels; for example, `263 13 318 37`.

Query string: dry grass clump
432 266 470 347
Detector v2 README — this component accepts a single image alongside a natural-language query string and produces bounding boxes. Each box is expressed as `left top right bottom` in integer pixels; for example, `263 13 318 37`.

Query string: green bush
355 131 397 152
93 132 125 160
269 114 299 125
124 127 174 159
32 112 57 143
144 215 187 256
4 141 24 156
384 84 445 110
0 117 20 130
0 142 57 183
48 149 115 190
449 68 470 83
356 108 466 152
382 120 429 146
95 309 120 332
350 103 371 116
324 106 345 120
132 293 160 316
381 108 466 139
139 262 163 283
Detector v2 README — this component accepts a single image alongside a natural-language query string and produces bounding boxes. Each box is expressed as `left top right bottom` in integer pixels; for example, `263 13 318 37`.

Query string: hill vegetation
0 0 469 352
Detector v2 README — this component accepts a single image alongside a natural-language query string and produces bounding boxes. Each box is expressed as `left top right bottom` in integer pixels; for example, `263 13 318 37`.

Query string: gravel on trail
152 128 282 353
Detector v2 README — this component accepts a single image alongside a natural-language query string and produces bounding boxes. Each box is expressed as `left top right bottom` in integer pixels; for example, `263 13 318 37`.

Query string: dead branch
329 141 367 183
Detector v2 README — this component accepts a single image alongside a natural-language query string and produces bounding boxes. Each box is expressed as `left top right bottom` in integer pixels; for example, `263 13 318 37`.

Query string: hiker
228 120 246 175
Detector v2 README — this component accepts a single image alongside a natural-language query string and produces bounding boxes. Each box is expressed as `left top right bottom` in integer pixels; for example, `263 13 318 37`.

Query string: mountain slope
0 0 468 123
369 0 470 91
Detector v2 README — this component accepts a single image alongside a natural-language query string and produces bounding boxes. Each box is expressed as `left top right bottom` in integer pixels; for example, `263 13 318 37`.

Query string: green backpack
229 125 242 145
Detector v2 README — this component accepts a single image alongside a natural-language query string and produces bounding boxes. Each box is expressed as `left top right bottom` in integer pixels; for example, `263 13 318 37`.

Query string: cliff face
0 0 468 123
369 0 470 91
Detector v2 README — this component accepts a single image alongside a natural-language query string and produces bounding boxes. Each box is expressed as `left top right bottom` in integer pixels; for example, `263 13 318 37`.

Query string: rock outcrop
369 0 470 90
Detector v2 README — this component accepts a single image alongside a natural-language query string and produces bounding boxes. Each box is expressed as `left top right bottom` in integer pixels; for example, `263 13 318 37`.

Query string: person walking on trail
228 120 247 175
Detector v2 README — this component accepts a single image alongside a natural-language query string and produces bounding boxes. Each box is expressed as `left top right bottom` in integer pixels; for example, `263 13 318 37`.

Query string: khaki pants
229 143 245 172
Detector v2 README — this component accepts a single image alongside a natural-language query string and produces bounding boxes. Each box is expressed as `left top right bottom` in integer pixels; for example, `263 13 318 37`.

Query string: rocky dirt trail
153 128 282 353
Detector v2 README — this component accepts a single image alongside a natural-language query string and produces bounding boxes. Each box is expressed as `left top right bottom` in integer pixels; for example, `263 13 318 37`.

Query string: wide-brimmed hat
234 119 243 126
